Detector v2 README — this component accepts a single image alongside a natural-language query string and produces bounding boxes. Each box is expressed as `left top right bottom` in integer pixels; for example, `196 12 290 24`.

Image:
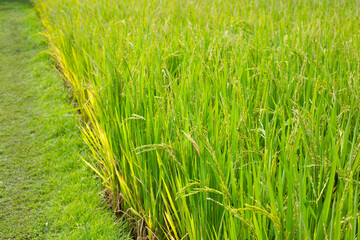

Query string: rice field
34 0 360 239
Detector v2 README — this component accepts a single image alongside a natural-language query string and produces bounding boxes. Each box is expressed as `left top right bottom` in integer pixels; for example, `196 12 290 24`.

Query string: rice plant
34 0 360 238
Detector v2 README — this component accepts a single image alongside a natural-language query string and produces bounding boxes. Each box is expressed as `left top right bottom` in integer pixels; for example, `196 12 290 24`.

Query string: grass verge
0 0 130 238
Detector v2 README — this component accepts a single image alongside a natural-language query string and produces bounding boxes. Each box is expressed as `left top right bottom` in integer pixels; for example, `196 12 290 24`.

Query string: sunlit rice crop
34 0 360 239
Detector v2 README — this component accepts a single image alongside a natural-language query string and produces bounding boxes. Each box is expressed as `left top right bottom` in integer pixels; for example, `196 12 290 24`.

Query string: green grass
0 0 130 239
34 0 360 239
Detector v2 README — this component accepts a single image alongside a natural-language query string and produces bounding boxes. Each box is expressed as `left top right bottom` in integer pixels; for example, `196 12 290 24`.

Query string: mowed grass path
0 0 129 239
